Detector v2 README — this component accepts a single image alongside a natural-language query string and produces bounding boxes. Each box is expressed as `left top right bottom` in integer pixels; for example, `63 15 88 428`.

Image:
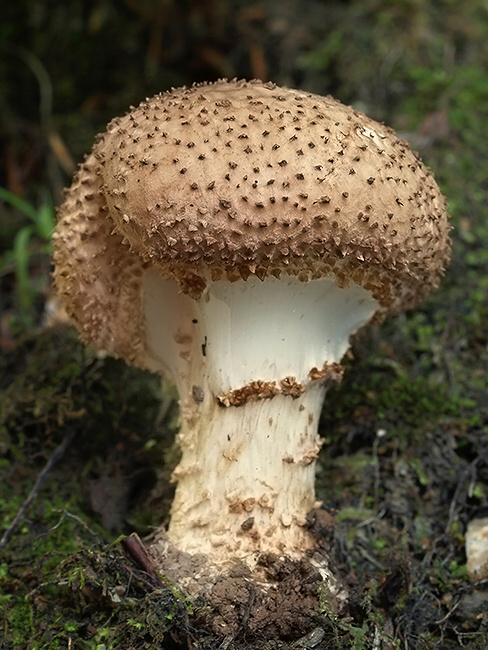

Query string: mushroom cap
53 79 451 361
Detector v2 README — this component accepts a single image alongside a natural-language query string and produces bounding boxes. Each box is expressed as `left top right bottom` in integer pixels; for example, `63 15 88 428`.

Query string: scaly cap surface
53 79 451 362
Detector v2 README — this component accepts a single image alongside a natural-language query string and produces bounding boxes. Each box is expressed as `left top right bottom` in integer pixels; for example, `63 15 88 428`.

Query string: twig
357 543 385 570
219 587 256 649
373 428 387 511
0 429 75 550
120 532 164 586
235 587 256 637
33 509 101 549
435 597 461 624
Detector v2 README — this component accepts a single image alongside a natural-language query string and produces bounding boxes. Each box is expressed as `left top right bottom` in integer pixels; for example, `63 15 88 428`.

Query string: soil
146 514 344 641
207 556 322 639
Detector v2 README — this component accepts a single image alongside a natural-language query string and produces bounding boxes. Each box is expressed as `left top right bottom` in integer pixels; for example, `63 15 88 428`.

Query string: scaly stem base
167 383 327 563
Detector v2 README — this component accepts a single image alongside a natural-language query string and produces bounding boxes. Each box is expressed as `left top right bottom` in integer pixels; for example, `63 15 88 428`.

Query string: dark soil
146 522 343 642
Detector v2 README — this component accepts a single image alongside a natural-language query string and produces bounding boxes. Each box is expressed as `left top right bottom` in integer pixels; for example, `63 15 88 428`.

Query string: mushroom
53 79 450 572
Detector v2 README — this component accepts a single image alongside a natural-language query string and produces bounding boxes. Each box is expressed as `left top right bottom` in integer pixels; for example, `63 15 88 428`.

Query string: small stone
466 517 488 580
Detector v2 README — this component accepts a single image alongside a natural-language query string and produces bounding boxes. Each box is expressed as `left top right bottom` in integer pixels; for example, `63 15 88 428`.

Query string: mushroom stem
169 384 327 560
143 271 378 564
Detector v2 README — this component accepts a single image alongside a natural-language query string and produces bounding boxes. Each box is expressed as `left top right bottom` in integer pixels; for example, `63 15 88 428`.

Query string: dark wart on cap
53 79 451 574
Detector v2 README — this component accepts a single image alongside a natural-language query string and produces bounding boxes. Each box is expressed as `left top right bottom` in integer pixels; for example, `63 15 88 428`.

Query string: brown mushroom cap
53 79 451 362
